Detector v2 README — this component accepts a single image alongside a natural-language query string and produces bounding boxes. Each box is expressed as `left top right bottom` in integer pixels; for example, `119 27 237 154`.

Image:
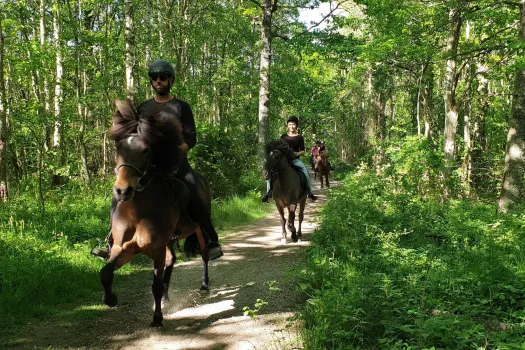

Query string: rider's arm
295 136 306 157
180 101 197 151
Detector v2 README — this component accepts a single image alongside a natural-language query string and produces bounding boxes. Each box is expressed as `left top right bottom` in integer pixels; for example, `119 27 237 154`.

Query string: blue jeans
266 158 313 195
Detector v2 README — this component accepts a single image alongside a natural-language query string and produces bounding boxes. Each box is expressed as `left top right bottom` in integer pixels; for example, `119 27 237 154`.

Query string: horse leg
151 251 166 327
297 201 305 239
162 244 176 306
288 205 298 243
100 243 137 307
195 226 210 290
277 206 287 244
176 221 210 290
326 173 330 188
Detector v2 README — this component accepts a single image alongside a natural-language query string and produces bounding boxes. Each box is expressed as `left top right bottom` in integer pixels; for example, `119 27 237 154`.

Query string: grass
298 171 525 349
0 179 272 333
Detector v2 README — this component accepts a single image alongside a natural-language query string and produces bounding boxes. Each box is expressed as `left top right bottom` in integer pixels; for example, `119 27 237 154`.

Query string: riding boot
262 189 272 203
188 199 224 260
91 231 112 260
91 197 117 260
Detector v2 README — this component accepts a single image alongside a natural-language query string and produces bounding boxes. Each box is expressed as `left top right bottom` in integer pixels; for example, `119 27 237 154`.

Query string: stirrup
207 243 224 260
91 247 110 260
262 194 271 203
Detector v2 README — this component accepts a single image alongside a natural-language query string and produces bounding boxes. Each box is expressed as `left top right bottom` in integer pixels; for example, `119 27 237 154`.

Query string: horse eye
142 148 151 154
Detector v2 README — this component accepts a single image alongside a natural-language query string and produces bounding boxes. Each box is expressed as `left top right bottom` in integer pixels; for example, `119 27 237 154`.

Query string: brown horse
265 140 306 244
315 150 330 188
99 100 210 327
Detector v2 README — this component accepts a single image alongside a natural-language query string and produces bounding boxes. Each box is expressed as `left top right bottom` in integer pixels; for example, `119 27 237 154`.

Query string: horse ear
114 99 137 122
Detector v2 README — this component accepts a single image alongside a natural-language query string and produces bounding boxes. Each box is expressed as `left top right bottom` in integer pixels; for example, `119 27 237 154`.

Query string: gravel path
6 172 337 350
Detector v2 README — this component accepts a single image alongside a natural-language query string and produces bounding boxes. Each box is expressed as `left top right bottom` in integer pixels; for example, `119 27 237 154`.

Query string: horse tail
183 233 200 258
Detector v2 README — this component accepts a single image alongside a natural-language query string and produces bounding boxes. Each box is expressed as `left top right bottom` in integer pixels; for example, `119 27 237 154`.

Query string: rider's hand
179 143 189 154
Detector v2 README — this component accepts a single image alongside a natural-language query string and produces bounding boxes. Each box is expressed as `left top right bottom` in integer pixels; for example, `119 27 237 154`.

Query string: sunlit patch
509 144 523 159
165 299 235 320
73 304 107 311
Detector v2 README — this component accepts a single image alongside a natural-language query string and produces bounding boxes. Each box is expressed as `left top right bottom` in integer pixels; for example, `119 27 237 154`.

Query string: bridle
267 149 289 177
114 137 154 192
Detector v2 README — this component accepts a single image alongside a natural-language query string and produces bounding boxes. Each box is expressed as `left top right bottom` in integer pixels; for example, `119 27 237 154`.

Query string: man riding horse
262 116 317 203
92 59 223 260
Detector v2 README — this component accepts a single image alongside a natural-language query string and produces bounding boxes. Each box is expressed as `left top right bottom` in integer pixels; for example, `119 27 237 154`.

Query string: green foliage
243 298 269 319
191 123 261 198
299 172 525 349
384 136 443 196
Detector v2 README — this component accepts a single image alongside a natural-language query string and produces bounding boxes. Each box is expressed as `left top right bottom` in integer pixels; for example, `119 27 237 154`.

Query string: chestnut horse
99 100 210 327
265 140 306 244
315 150 330 188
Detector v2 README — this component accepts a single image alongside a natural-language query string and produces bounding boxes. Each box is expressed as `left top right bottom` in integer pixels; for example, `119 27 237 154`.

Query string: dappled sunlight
166 299 236 320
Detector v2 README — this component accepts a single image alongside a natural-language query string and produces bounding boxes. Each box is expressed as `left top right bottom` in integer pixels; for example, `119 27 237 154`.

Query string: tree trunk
463 75 472 194
498 2 525 212
124 0 135 100
52 1 64 186
422 64 433 139
471 64 489 190
443 8 462 181
0 14 8 201
257 0 274 162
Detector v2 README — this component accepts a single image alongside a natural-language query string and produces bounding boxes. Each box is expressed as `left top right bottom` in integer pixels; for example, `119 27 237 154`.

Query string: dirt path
7 173 337 350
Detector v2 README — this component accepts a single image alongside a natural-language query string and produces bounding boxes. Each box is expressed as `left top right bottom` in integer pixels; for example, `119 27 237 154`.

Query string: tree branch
306 0 350 32
247 0 263 9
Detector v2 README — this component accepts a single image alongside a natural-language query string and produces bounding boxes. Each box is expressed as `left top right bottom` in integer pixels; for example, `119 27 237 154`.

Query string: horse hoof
200 284 209 291
150 320 163 328
103 293 118 307
150 312 163 327
291 236 298 243
280 238 287 245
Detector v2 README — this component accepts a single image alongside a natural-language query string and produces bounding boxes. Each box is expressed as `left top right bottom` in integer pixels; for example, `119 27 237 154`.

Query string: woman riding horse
262 116 317 203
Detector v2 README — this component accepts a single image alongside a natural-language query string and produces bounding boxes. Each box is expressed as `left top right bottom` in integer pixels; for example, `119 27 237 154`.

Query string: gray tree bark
125 0 135 100
498 2 525 212
443 8 462 180
256 0 276 162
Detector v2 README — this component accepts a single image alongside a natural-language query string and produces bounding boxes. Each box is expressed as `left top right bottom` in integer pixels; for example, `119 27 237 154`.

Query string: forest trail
6 172 339 350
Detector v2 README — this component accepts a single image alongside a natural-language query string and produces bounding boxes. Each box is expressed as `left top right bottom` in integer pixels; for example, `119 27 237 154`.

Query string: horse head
265 139 294 175
114 134 151 201
109 99 184 201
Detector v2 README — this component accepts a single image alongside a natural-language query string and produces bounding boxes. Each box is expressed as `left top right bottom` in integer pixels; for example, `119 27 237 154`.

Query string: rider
261 116 317 203
310 140 321 171
92 59 223 260
317 141 333 170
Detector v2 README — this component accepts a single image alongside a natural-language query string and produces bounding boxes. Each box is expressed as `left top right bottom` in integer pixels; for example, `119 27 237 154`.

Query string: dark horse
99 100 210 327
265 140 306 244
315 150 330 189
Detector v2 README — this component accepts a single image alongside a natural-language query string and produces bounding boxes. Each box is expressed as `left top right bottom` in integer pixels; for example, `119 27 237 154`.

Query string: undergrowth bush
299 171 525 349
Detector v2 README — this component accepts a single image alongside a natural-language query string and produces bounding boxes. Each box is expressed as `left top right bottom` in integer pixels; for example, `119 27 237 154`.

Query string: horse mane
265 139 296 160
110 99 185 171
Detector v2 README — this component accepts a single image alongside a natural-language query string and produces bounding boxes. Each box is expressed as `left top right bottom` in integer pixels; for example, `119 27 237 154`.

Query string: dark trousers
177 157 220 244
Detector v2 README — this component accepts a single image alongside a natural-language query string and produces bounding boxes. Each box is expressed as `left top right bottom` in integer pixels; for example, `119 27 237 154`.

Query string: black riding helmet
148 59 175 77
286 116 299 126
